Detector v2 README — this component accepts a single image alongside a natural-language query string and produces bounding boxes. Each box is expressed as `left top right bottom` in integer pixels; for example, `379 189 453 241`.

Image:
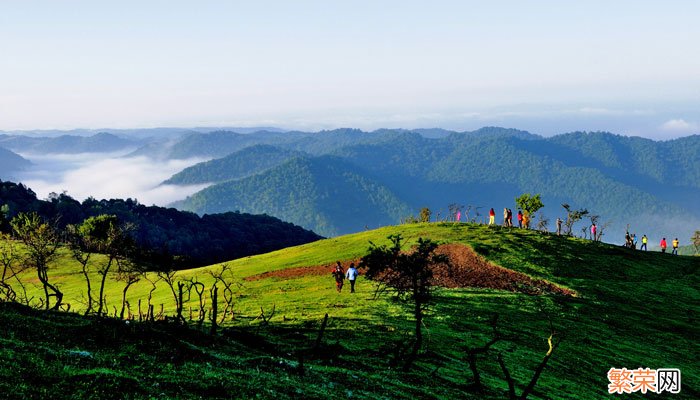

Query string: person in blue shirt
345 263 359 293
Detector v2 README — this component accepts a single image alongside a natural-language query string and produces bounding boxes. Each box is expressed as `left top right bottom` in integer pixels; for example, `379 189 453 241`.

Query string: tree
692 230 700 255
10 212 62 310
515 194 544 219
0 233 29 304
360 234 448 371
561 204 589 236
74 215 135 316
419 207 432 223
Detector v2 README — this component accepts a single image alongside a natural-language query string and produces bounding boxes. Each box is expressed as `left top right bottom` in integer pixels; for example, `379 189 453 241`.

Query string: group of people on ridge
659 237 681 255
331 262 359 293
488 208 528 228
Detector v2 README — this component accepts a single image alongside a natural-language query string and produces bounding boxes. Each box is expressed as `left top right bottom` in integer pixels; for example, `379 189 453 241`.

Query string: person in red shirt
517 210 523 228
660 238 667 253
331 262 345 292
488 208 495 225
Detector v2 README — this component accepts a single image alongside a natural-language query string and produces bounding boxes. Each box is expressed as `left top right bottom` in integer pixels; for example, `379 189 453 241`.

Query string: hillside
163 145 303 185
0 147 31 177
168 129 700 241
174 156 413 237
1 223 697 399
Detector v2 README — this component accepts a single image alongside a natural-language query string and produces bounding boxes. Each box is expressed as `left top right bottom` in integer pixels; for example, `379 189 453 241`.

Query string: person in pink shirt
660 238 667 253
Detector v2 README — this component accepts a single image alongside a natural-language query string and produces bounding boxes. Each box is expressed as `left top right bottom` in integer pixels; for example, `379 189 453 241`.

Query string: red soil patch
245 244 575 296
244 260 360 282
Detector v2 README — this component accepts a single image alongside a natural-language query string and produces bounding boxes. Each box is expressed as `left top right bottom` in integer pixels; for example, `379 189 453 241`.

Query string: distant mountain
0 132 139 154
174 156 413 237
0 147 31 177
170 128 700 241
164 145 303 185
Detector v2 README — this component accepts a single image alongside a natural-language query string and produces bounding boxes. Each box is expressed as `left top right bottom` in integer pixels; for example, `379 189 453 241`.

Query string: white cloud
15 154 210 206
660 118 698 133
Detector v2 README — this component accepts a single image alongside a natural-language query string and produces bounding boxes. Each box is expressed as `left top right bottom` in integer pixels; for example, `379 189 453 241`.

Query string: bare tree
208 263 241 322
561 204 588 236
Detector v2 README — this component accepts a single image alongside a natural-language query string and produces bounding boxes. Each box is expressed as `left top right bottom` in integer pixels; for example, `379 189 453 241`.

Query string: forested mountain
0 132 139 154
0 147 31 176
0 180 321 269
170 129 700 242
164 145 304 185
174 156 412 237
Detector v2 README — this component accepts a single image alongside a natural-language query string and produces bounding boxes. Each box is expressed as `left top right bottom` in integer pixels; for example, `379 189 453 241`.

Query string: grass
1 222 698 399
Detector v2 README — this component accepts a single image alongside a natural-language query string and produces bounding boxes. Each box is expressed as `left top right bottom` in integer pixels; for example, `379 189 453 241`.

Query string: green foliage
515 193 544 217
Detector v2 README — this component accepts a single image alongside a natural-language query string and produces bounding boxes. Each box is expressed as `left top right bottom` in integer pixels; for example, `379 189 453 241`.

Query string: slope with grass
1 223 698 399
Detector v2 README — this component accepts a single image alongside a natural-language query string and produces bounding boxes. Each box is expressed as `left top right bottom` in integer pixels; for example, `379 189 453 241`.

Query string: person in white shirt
345 263 359 293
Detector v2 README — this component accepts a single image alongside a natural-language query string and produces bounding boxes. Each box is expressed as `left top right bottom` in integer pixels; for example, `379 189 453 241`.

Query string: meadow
1 222 698 399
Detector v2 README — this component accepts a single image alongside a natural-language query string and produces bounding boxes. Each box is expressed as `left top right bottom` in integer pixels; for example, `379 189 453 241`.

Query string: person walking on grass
660 238 667 253
507 208 513 227
345 263 359 293
641 234 648 251
503 208 508 226
591 223 597 241
672 238 679 255
331 262 345 292
556 217 562 235
489 208 495 225
517 210 523 228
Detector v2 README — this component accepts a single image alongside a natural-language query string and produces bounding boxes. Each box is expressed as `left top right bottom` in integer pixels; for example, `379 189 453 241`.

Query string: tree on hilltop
561 204 588 237
515 194 544 218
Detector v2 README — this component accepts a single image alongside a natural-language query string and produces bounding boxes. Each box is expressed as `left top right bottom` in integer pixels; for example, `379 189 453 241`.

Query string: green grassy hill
1 223 698 399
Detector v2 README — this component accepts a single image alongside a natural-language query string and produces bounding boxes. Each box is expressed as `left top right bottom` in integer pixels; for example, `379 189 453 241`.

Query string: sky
1 1 699 138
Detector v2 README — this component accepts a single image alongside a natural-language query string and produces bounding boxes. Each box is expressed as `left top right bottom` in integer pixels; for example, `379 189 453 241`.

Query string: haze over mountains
1 126 698 242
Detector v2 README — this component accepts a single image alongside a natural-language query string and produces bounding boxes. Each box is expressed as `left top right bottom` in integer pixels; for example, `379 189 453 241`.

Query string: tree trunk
96 258 113 315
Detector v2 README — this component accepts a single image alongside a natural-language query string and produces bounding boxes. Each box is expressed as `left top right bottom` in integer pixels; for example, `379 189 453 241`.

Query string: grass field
1 222 698 399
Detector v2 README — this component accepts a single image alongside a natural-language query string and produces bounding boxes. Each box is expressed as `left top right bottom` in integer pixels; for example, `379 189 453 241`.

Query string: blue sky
1 1 699 138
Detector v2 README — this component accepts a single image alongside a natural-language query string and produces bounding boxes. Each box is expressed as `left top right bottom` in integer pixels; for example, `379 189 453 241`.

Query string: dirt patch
431 243 575 295
245 244 574 296
244 260 360 282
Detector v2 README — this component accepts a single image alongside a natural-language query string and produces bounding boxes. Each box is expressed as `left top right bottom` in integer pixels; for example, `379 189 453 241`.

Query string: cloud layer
15 152 210 206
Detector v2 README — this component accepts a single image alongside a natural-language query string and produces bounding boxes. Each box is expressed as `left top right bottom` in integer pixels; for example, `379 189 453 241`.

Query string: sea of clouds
14 150 210 206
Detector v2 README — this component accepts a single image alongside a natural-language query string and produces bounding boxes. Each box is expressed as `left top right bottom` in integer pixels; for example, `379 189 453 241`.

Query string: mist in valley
13 150 211 206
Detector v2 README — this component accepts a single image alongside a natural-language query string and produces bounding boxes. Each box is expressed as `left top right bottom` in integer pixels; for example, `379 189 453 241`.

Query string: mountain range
166 128 700 240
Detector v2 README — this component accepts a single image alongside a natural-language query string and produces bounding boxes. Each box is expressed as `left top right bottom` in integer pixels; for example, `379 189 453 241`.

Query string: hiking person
489 208 495 225
331 262 345 292
640 234 648 251
625 232 632 248
556 217 562 235
660 238 667 253
591 223 597 241
517 210 523 228
507 208 513 227
503 208 508 226
631 233 637 249
522 212 530 229
672 238 679 255
345 263 359 293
